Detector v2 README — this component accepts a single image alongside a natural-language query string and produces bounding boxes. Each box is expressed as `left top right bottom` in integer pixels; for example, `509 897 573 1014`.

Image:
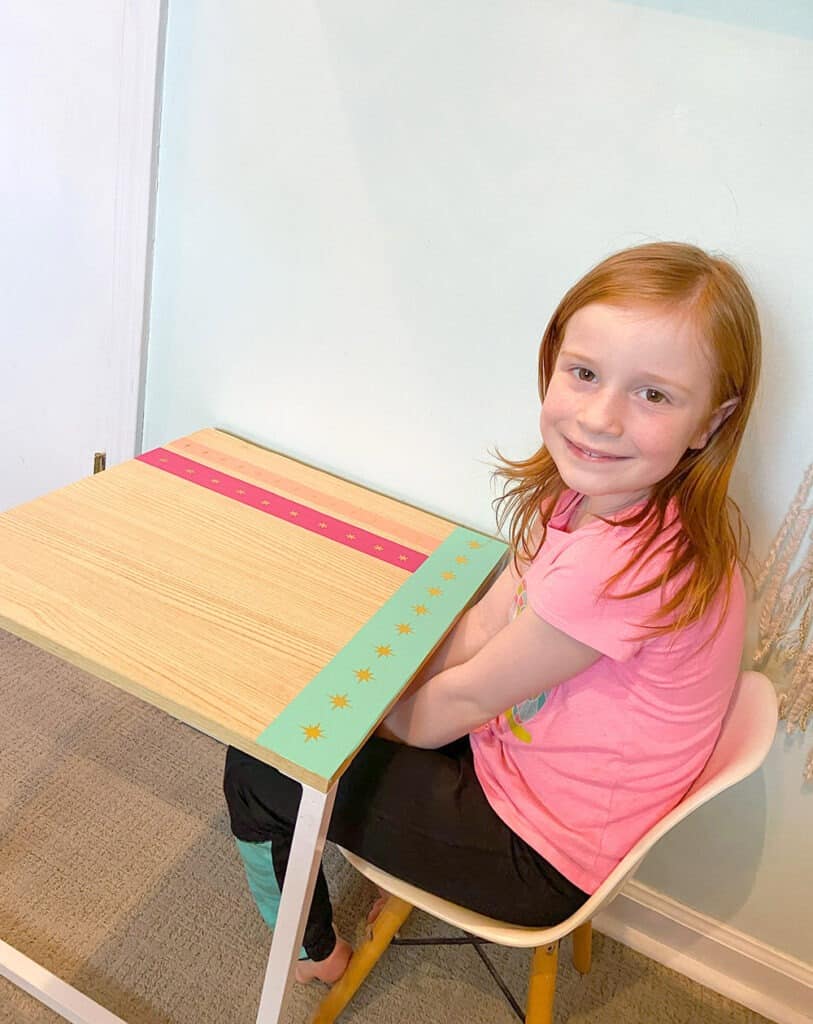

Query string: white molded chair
312 671 777 1024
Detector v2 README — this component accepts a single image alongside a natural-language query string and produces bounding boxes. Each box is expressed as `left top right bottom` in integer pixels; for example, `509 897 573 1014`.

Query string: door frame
108 0 167 466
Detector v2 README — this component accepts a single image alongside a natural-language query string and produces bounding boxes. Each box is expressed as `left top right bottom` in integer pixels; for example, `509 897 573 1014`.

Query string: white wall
145 0 813 963
0 1 162 510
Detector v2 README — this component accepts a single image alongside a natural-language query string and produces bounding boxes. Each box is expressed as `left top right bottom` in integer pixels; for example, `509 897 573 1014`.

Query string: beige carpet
0 628 773 1024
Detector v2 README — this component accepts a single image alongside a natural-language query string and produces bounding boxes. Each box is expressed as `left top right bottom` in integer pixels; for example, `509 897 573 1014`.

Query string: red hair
493 242 761 635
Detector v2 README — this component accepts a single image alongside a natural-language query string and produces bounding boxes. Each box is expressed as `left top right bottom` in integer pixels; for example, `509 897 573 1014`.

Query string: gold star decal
427 586 443 597
290 509 299 517
159 457 168 463
398 554 408 562
413 603 429 616
211 478 220 484
301 724 324 742
396 623 413 635
468 540 483 549
441 571 456 581
374 544 384 551
375 644 394 658
186 468 195 474
330 694 350 709
354 668 374 683
346 532 356 540
455 555 469 565
237 489 246 495
261 500 270 506
318 522 328 529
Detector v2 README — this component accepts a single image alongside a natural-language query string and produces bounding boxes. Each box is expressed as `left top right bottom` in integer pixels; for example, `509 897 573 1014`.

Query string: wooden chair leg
310 895 414 1024
572 920 592 975
525 940 559 1024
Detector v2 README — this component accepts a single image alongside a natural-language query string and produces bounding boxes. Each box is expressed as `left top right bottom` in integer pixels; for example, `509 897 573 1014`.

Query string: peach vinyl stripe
172 437 440 553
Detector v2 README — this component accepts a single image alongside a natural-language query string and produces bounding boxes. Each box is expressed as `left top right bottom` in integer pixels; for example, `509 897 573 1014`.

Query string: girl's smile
541 302 733 520
563 436 630 462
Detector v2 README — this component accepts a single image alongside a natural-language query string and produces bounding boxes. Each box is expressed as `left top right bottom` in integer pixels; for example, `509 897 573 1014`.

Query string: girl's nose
577 389 625 437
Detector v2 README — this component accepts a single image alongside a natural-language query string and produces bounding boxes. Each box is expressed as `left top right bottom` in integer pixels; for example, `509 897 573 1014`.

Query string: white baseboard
593 880 813 1024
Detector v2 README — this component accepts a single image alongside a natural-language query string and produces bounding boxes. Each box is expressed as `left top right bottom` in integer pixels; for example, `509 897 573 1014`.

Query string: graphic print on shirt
503 579 547 743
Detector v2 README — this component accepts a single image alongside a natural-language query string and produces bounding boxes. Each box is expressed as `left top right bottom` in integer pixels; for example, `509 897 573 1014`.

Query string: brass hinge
93 451 107 474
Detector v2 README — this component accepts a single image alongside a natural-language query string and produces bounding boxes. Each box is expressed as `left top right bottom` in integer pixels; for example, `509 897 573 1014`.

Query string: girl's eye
573 367 595 382
643 388 668 404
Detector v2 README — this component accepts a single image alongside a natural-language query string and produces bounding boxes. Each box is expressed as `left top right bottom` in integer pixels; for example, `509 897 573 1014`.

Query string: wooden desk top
0 429 506 790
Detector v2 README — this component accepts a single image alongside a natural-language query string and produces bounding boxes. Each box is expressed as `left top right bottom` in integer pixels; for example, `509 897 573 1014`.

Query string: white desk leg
0 938 128 1024
254 781 337 1024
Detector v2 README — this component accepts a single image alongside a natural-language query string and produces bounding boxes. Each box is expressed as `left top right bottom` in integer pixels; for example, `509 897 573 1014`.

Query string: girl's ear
690 397 739 450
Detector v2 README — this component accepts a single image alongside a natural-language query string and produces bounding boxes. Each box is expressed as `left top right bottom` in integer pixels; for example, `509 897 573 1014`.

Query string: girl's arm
381 605 600 749
397 559 523 696
416 517 545 687
373 560 524 742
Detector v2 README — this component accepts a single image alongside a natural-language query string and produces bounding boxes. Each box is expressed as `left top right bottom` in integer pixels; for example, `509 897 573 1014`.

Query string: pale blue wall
626 0 813 39
146 0 813 963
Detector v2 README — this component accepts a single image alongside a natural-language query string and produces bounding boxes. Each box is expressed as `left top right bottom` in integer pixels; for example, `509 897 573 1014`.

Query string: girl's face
540 302 728 518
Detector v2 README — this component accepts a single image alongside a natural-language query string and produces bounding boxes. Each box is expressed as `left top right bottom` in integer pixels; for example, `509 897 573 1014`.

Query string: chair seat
338 845 599 948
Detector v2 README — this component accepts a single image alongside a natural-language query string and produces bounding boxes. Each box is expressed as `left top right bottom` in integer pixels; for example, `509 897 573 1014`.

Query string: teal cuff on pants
235 838 308 960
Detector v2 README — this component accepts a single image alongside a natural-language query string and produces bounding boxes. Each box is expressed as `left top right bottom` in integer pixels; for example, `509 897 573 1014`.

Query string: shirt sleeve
523 527 669 662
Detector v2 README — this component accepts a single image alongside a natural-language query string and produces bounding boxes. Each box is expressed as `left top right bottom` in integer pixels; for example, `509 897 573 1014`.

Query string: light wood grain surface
0 430 479 788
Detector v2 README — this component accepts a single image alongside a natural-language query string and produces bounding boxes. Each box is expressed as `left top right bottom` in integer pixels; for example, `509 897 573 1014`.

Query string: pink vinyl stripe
136 448 428 572
173 437 441 553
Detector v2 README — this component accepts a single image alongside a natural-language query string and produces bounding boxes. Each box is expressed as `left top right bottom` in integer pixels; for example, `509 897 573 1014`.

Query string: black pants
223 735 588 961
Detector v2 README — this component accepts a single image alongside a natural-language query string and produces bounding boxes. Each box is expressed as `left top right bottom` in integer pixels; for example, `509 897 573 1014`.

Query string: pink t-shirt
469 491 745 894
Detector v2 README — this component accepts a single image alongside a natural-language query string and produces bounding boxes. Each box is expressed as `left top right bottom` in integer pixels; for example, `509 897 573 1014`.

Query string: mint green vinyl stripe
235 839 308 959
255 526 507 780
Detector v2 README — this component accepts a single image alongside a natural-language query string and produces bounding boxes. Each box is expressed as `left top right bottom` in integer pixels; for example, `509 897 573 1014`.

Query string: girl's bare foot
366 892 388 926
294 929 353 985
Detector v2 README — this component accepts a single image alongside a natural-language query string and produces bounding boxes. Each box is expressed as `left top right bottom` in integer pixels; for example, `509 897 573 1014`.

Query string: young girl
223 241 761 983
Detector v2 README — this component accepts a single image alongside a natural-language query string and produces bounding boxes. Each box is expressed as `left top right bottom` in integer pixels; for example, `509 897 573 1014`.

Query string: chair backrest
575 670 778 923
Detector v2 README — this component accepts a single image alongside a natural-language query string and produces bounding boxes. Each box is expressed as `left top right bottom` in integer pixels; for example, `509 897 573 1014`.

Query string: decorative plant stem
752 463 813 781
